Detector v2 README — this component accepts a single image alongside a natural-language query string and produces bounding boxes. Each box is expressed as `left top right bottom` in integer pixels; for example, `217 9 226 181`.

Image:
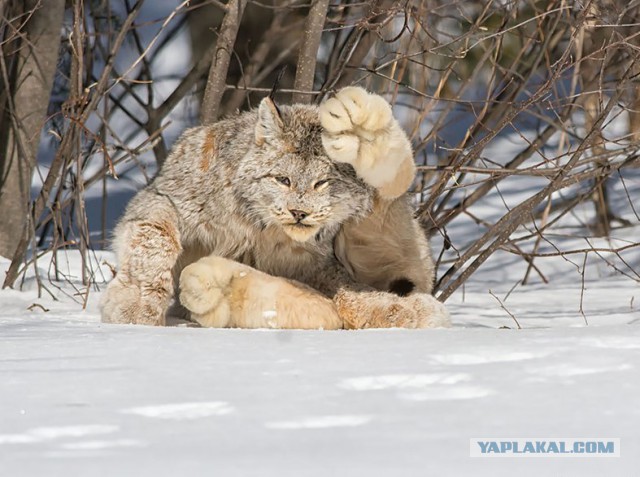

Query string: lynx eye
313 179 329 190
274 176 291 187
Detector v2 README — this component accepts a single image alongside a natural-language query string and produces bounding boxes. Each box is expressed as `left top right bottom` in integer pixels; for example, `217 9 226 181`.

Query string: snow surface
4 2 639 473
1 250 638 476
9 107 640 477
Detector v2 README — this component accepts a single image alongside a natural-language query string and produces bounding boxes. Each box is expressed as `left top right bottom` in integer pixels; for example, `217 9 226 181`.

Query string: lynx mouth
282 223 320 242
289 222 314 228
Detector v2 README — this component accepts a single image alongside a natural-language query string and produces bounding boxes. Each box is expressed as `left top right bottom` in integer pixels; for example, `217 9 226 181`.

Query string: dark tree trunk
0 0 65 258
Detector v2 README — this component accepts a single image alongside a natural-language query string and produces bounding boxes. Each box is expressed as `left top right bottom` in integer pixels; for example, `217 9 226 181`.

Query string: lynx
101 87 449 329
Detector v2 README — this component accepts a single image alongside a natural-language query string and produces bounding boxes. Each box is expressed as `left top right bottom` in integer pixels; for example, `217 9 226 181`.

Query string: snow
6 116 640 474
4 3 639 471
1 249 638 476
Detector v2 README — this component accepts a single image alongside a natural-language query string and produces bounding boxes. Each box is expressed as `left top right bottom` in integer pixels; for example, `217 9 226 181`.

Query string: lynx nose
289 209 308 222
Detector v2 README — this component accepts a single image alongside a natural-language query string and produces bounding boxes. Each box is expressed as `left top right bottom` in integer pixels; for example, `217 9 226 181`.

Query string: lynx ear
255 97 284 146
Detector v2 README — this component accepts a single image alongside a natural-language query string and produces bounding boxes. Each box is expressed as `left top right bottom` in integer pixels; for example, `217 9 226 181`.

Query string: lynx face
236 100 373 242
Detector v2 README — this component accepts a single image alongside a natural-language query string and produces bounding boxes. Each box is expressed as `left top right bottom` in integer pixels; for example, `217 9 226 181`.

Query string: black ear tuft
389 278 415 297
269 66 287 101
268 65 287 117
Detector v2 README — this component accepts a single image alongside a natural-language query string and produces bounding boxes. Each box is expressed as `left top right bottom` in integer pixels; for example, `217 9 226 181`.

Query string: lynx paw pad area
319 86 413 195
178 263 228 315
319 87 392 135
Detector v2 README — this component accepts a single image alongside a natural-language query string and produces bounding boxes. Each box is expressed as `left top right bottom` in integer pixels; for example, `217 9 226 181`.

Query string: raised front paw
319 87 415 197
320 86 393 138
319 87 393 165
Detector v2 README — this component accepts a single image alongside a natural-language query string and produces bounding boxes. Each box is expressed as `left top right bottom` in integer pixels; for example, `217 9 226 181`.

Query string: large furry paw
179 259 233 316
320 87 392 167
334 289 450 330
319 87 415 197
100 277 166 326
320 87 393 139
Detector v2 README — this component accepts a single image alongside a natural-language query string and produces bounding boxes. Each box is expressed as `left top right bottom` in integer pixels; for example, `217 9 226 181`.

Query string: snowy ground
1 249 638 476
5 3 640 470
9 123 640 475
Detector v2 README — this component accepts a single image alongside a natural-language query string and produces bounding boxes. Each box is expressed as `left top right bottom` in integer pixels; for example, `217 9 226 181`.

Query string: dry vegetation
1 0 638 306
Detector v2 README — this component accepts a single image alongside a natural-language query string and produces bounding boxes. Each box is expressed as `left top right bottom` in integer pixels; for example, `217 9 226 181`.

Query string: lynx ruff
100 87 450 329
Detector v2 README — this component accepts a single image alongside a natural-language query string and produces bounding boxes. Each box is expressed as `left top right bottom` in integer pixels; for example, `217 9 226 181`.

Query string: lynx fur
101 87 449 329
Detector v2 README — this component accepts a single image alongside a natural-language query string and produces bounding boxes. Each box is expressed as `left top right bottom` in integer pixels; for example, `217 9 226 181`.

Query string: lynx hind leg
180 256 342 330
319 86 415 199
336 197 435 296
335 289 450 330
101 201 182 326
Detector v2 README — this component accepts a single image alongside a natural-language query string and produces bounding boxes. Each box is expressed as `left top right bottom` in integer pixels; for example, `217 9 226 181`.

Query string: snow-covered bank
1 252 638 476
1 313 638 476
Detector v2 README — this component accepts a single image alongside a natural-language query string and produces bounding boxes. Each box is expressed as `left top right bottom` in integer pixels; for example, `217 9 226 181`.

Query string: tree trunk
200 0 248 124
0 0 65 258
579 5 613 237
292 0 329 104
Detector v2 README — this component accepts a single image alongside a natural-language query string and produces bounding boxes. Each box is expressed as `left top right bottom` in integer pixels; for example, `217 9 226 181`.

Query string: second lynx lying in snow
101 87 449 329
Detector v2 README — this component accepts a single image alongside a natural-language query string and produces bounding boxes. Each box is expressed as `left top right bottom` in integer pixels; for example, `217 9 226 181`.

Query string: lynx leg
101 197 181 326
334 289 450 329
179 255 342 330
336 197 435 295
